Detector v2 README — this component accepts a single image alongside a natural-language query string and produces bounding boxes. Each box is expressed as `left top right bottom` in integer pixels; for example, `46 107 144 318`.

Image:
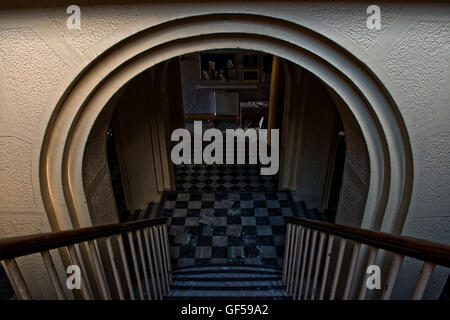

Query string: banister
0 217 167 261
285 217 450 268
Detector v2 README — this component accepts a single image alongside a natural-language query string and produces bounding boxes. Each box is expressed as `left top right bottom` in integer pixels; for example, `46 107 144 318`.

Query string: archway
39 14 413 272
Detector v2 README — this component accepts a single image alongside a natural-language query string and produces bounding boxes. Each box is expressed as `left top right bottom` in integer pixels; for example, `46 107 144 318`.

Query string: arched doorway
80 50 366 271
39 13 413 297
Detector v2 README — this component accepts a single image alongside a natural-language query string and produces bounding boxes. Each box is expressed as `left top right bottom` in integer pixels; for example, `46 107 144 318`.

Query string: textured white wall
0 1 448 298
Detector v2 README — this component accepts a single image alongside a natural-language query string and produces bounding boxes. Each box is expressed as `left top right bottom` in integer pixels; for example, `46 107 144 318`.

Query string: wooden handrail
0 218 167 261
285 217 450 268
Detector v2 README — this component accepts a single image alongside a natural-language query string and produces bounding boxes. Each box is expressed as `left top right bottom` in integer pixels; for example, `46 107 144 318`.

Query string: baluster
381 253 404 300
378 253 403 300
282 223 293 285
296 228 311 300
158 225 170 296
136 230 151 300
41 250 66 300
143 227 159 299
319 234 335 300
292 227 305 299
67 244 92 300
1 259 32 300
411 262 435 300
157 225 169 296
286 225 299 294
117 233 135 300
342 242 361 300
127 231 144 300
150 226 164 299
162 224 173 286
358 246 378 300
330 238 347 300
311 232 326 300
304 229 318 299
105 236 125 300
289 225 302 296
87 240 110 299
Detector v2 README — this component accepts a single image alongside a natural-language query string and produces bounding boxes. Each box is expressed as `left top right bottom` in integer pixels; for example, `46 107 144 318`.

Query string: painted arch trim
39 13 412 238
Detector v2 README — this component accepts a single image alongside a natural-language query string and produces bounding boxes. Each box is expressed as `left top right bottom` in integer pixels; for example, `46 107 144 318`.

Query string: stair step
168 288 289 298
293 201 306 218
296 201 329 221
172 280 283 288
173 272 280 279
313 208 328 221
168 264 289 300
299 201 314 220
174 268 281 275
173 264 281 273
173 264 282 277
172 276 282 282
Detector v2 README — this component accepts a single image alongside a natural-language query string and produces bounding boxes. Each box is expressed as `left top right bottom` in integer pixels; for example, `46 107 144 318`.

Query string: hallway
104 53 351 270
162 118 292 268
174 119 278 192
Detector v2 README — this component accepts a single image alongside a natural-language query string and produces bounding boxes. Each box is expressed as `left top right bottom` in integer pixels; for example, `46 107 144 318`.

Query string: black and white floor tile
108 119 292 270
174 164 278 192
160 191 294 269
175 120 278 192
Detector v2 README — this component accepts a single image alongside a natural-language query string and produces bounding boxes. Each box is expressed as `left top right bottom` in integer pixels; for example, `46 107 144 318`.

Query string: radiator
214 91 239 115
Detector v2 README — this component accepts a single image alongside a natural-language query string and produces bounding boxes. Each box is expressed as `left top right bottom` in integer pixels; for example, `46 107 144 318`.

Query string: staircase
1 217 449 300
167 264 289 300
292 200 333 222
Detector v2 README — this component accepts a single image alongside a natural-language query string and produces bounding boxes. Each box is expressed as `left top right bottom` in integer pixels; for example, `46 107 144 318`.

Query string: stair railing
283 217 450 300
0 218 172 300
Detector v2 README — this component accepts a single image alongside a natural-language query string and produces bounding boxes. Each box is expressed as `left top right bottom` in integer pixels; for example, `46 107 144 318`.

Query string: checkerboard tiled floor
160 191 294 268
174 120 279 192
175 164 278 192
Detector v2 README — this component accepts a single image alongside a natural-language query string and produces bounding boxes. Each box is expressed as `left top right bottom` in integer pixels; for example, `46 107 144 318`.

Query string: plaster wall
0 1 448 299
330 89 371 228
278 62 370 226
83 93 119 226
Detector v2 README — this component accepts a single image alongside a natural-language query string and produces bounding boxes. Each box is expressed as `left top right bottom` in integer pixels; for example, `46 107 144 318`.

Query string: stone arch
39 14 413 239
